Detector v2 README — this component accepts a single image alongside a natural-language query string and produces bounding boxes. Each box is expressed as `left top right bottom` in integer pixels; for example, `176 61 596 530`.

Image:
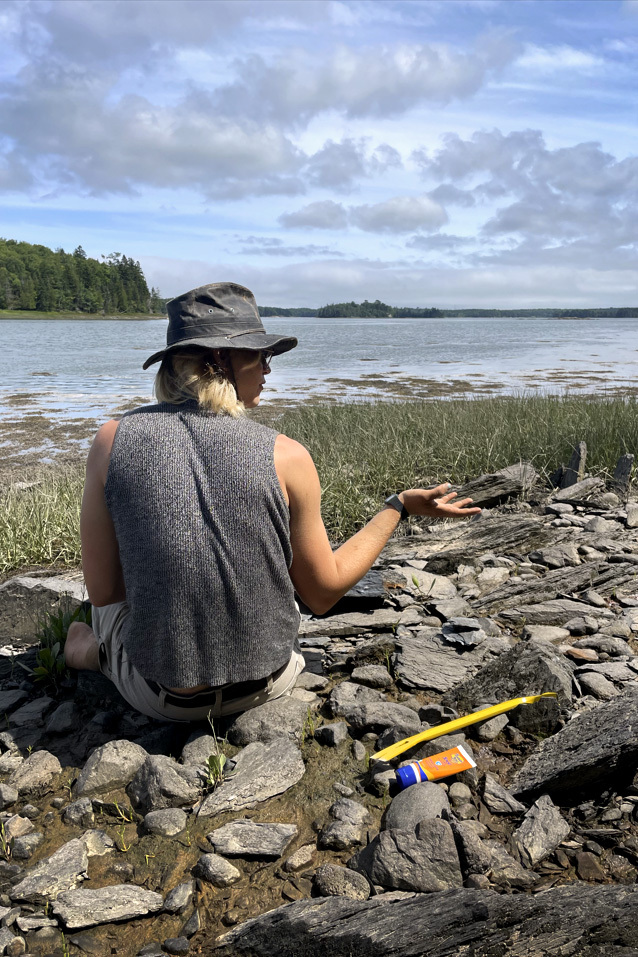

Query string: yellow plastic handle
373 692 558 763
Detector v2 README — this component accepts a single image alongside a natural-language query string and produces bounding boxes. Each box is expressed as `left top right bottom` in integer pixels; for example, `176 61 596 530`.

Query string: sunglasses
258 350 274 371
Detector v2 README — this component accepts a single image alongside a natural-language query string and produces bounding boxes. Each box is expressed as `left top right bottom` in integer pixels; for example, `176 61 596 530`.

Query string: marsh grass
1 394 637 575
0 465 83 575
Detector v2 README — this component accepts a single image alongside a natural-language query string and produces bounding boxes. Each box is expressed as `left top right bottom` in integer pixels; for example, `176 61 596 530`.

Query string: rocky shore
1 459 638 955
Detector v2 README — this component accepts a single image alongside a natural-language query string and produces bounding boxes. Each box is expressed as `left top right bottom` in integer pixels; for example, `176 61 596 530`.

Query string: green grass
1 394 636 576
0 466 83 575
0 309 158 320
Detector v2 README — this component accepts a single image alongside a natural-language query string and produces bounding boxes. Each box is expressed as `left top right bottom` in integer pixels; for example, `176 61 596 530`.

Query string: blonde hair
154 348 245 417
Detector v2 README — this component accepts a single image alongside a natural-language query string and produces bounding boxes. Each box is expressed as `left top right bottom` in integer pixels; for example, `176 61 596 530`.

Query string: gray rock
227 697 315 746
577 660 638 681
198 738 305 817
384 782 450 831
11 832 43 859
8 751 61 796
0 928 14 953
144 808 187 837
350 665 393 689
128 755 201 813
349 820 462 893
482 840 537 888
63 798 95 829
314 722 348 747
45 701 78 735
0 691 27 714
512 794 571 866
443 640 573 734
499 599 613 627
313 864 370 901
482 774 526 815
327 681 420 736
194 853 241 887
511 689 638 798
577 635 632 656
213 883 638 957
284 844 316 872
164 881 194 915
180 733 217 767
0 786 18 811
295 673 330 692
551 476 604 502
351 740 367 762
182 910 200 938
8 697 54 728
163 937 190 956
626 503 638 528
448 782 472 806
319 821 365 851
473 712 509 741
80 829 115 857
403 568 457 600
75 740 148 797
52 884 163 929
0 755 23 777
564 616 599 636
10 838 88 903
577 671 619 699
207 819 297 859
299 607 403 638
0 575 85 644
394 628 510 694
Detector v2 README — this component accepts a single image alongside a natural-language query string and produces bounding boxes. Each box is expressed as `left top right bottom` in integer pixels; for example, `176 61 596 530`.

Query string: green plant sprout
204 713 228 791
145 853 155 867
117 823 130 852
0 822 14 861
300 706 317 747
61 932 71 957
112 800 134 823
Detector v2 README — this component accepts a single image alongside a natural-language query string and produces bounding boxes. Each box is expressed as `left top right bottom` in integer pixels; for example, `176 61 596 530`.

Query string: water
1 316 637 425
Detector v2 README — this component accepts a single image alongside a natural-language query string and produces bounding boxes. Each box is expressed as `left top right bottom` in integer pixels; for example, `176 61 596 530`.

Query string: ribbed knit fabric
104 401 300 687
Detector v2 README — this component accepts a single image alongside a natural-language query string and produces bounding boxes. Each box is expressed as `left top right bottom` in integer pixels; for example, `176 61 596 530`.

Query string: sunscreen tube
395 744 476 791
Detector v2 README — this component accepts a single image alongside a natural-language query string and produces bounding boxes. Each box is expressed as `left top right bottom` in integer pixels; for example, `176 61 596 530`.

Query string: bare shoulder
87 419 120 479
274 434 316 471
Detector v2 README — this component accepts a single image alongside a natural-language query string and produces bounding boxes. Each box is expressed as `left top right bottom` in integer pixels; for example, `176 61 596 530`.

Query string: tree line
0 238 163 314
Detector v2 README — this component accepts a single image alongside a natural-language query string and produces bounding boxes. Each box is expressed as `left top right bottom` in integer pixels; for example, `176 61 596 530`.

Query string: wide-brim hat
142 281 297 370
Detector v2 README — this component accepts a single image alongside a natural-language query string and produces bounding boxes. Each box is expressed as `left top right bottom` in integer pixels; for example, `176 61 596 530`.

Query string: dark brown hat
142 281 297 370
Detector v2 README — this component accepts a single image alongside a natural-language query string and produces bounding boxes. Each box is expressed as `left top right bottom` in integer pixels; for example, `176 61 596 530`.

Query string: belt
145 673 273 710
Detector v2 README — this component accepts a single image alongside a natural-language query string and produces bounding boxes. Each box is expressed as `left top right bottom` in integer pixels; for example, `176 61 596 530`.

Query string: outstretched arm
275 435 480 615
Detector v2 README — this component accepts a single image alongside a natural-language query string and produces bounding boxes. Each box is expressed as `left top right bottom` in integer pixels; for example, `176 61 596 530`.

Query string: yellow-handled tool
374 692 558 762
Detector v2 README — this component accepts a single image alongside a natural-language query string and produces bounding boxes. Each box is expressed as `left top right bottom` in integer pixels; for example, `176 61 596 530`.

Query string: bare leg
65 622 100 672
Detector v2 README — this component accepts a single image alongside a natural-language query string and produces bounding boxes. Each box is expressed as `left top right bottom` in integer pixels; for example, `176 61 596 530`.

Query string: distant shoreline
2 311 636 322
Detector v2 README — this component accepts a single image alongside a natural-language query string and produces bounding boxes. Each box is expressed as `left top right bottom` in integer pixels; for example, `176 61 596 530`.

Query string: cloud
516 44 605 73
350 195 447 233
0 62 307 198
279 195 447 233
235 236 343 257
213 34 519 124
407 233 472 251
279 201 349 229
414 129 638 259
304 138 402 191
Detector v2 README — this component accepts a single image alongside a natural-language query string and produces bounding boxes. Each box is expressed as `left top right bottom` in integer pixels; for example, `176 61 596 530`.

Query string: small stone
63 798 95 829
576 850 606 881
513 795 570 866
8 751 61 796
81 829 115 857
384 781 450 830
314 723 348 747
313 863 370 900
351 741 366 762
448 782 472 807
473 712 509 741
19 804 39 820
6 936 25 956
578 672 618 700
164 881 194 915
207 819 297 859
284 844 316 873
565 616 599 636
52 884 164 929
76 740 148 797
144 809 187 837
11 832 43 860
45 701 78 735
295 673 330 692
350 665 393 689
10 838 88 904
2 817 34 842
182 909 200 938
482 774 526 815
128 755 201 813
163 937 190 955
180 733 217 767
0 787 18 812
194 853 241 887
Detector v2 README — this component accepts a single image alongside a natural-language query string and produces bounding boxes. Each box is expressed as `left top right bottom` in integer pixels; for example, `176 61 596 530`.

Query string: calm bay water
1 316 637 424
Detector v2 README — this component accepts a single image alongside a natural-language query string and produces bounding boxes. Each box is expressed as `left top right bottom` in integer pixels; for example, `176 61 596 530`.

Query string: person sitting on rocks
65 281 480 722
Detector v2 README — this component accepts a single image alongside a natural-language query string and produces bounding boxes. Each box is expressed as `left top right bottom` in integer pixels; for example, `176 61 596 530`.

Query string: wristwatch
384 494 409 520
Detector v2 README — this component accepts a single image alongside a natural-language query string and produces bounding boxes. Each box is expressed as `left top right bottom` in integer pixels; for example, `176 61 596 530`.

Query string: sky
1 0 637 308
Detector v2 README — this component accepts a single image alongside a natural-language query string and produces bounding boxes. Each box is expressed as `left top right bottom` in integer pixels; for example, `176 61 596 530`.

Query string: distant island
1 239 636 320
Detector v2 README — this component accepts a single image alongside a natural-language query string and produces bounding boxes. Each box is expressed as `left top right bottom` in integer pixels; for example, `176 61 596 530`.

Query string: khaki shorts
91 602 305 723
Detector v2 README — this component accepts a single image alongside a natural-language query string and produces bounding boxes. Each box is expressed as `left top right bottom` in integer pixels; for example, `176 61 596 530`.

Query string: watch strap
384 494 408 520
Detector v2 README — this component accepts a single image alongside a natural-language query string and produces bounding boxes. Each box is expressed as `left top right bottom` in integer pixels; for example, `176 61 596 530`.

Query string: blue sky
1 0 637 308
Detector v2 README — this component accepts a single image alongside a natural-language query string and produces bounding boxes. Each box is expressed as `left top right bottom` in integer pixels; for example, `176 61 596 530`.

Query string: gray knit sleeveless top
104 402 300 687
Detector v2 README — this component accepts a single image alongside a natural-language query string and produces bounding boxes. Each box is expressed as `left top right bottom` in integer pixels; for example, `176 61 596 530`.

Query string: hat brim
142 333 298 370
